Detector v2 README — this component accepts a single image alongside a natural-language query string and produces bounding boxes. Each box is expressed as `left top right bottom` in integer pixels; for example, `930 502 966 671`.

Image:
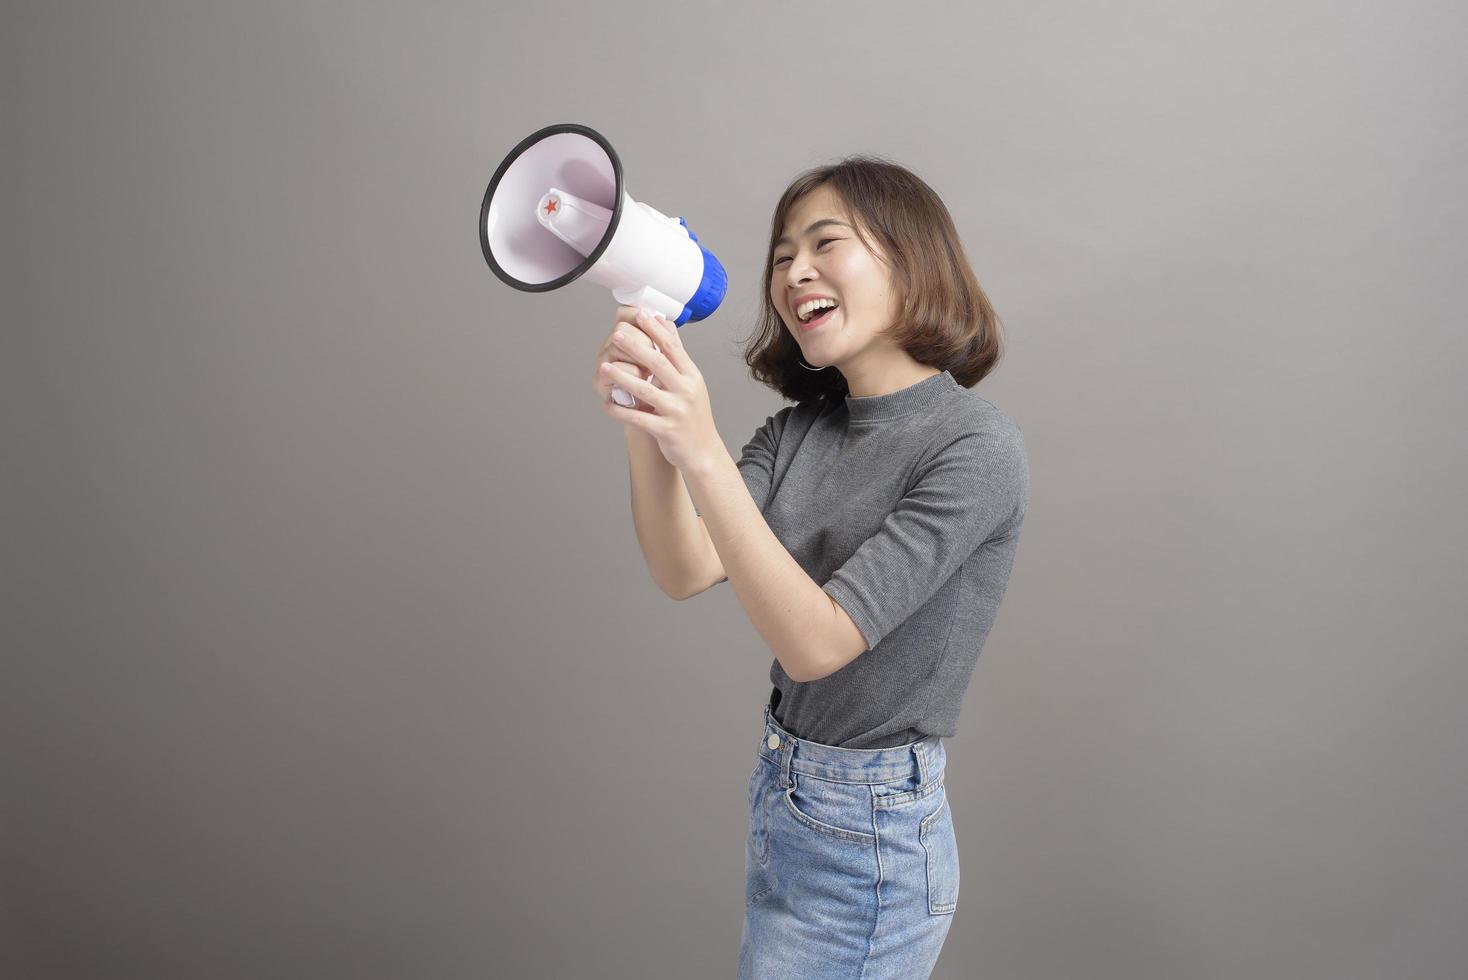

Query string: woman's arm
681 449 863 682
625 428 716 600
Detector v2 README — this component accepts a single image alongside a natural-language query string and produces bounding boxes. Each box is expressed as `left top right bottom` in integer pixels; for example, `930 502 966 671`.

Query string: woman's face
769 184 901 371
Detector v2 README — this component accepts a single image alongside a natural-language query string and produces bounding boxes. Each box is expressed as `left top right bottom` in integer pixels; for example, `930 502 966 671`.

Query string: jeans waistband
757 703 943 786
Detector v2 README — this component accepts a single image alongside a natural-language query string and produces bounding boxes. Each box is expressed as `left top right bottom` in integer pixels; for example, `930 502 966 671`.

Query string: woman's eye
773 239 836 266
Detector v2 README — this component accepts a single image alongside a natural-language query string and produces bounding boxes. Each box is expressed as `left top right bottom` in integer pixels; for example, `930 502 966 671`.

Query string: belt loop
915 738 931 787
781 737 794 790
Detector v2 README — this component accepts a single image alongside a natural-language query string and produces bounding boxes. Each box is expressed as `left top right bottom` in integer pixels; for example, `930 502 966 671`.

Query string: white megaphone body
479 123 728 408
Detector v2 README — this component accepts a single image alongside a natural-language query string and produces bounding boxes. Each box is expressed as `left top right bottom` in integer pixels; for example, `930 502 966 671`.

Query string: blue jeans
739 704 959 979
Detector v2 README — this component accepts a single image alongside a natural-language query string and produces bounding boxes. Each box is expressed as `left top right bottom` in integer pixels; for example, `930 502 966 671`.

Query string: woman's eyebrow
775 219 851 248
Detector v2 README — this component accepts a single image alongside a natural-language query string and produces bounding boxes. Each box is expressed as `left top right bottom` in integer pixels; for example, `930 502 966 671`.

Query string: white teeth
797 298 838 321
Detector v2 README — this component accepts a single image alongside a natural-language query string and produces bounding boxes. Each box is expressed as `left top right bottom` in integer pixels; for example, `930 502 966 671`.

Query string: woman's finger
630 311 697 377
614 323 681 388
601 361 670 410
603 392 665 434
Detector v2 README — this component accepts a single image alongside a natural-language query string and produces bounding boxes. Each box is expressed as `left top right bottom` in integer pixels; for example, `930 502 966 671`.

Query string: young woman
595 157 1030 979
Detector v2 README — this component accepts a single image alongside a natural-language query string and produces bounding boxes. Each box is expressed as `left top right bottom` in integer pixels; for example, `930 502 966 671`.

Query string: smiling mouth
799 306 839 331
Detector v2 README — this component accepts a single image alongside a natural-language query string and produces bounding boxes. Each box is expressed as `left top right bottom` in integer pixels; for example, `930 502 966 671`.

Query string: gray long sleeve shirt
698 369 1030 748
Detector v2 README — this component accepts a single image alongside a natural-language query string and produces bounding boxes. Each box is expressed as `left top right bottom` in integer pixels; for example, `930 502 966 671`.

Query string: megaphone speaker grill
480 123 623 291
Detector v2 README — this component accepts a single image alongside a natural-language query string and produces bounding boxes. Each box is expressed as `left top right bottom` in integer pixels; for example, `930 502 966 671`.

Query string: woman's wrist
624 423 662 450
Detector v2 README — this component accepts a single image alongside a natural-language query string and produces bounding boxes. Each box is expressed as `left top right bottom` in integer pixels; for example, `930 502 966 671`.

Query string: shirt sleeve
821 423 1030 650
694 405 793 517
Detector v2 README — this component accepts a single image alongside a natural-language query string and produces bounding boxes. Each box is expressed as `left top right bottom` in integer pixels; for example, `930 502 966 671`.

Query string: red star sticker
543 198 559 215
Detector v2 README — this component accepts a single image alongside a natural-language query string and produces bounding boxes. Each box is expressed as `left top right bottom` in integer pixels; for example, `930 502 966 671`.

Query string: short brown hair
742 155 1005 404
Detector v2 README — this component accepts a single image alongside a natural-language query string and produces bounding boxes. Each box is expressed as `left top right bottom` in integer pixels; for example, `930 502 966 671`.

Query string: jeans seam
862 783 882 978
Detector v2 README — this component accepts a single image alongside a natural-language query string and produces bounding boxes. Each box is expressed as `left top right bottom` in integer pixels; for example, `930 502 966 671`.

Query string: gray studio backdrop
4 2 1465 978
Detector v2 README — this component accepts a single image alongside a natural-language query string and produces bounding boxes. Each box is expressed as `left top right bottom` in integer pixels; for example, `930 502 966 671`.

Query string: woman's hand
592 310 658 442
598 306 724 474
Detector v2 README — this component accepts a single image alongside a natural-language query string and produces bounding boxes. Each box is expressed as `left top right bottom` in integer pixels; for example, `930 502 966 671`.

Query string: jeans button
767 733 780 750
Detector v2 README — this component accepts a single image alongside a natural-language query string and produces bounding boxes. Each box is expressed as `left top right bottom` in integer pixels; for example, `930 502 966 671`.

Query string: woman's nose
785 261 814 286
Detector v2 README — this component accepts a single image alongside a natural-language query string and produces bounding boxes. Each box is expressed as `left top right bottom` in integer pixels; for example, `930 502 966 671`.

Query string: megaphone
479 123 728 408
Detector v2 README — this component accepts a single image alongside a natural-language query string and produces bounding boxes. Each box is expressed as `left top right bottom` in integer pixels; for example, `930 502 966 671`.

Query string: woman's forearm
625 428 709 599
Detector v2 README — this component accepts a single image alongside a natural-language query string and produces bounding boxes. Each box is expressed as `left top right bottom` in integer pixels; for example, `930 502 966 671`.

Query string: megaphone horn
479 123 728 408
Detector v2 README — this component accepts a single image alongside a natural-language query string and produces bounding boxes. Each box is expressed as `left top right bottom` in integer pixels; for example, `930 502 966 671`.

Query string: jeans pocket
782 771 877 845
919 790 959 914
